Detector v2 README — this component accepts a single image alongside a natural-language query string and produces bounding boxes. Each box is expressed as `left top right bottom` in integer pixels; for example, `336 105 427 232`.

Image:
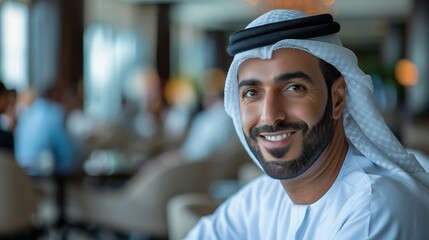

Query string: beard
244 98 334 180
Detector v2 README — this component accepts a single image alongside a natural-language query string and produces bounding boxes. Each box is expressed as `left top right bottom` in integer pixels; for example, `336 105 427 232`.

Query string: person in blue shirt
14 86 77 176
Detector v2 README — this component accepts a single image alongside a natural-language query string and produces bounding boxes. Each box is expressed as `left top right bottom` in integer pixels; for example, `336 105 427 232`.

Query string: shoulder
333 174 429 239
333 151 429 239
343 148 429 203
370 173 429 218
339 149 429 212
186 175 285 239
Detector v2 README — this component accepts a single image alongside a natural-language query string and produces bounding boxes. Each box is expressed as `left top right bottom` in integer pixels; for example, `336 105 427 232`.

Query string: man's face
238 48 334 179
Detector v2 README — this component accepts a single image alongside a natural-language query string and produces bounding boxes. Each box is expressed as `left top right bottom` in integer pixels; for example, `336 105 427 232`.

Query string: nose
260 92 286 126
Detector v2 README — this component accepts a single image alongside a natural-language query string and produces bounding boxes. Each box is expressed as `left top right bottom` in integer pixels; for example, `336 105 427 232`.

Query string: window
0 1 29 90
84 24 146 119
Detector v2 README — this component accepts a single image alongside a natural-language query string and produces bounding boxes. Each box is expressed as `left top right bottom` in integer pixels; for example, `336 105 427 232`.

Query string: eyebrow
238 71 313 90
274 72 313 83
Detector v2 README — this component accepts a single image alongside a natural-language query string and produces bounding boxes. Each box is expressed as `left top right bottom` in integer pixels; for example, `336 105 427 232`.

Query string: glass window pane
1 1 28 90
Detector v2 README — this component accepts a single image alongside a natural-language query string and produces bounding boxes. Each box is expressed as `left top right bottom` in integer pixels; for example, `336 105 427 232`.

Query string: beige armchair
167 193 219 240
76 159 215 239
0 150 38 237
166 161 264 240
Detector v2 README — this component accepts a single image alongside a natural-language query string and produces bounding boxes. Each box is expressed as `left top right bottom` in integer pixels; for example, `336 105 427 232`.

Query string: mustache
250 121 308 139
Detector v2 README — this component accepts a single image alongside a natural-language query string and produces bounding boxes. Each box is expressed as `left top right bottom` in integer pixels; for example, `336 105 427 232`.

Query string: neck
280 119 349 205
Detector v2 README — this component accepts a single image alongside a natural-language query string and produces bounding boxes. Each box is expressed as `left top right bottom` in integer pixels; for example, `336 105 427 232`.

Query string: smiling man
185 9 429 239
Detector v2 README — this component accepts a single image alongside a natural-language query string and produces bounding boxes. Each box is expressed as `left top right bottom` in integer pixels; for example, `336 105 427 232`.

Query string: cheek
291 99 326 127
240 104 260 133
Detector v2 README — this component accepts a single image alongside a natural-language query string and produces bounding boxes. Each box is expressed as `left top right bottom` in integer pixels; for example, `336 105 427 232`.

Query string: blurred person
66 70 166 176
146 68 238 166
14 85 78 176
161 75 199 145
0 81 14 152
177 68 237 162
75 68 165 151
107 67 165 142
187 10 429 239
130 68 238 180
131 67 165 139
0 88 17 132
14 84 84 234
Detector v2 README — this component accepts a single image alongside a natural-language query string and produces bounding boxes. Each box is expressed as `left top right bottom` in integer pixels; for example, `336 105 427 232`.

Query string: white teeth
265 132 292 141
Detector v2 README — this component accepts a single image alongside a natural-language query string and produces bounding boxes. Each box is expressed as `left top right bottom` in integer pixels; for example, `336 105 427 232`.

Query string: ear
331 76 346 120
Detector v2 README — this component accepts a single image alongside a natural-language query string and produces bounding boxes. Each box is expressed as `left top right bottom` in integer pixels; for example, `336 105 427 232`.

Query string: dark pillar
205 30 233 72
58 0 84 92
156 4 171 86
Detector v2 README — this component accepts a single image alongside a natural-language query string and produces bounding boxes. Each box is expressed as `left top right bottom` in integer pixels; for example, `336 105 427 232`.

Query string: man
186 10 429 239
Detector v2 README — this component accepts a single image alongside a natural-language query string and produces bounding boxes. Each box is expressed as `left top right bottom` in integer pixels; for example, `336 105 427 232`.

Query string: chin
258 156 304 180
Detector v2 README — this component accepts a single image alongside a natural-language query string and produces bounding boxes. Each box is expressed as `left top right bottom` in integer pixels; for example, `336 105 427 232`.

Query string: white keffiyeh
224 9 426 175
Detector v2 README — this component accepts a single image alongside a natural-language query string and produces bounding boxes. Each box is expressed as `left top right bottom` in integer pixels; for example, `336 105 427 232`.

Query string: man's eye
243 89 257 98
286 85 304 92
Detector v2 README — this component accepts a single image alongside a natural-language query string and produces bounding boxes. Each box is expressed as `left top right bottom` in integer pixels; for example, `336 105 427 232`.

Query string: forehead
238 48 321 78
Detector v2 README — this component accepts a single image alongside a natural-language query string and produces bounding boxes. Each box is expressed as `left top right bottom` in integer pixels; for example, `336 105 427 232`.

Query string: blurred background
0 0 428 239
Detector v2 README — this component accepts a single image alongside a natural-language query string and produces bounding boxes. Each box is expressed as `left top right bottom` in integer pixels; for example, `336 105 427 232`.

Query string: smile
263 132 295 141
